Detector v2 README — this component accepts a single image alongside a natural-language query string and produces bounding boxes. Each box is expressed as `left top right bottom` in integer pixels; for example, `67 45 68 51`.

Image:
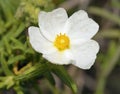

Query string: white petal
28 26 55 54
38 8 68 41
71 40 99 69
66 10 99 43
43 50 74 65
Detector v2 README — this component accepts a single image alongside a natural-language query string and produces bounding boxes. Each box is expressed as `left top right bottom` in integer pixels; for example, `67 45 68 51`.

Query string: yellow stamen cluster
54 33 70 51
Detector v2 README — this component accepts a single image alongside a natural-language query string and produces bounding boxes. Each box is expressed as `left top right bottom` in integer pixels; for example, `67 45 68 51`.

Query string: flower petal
43 50 74 65
66 10 99 43
38 8 68 41
71 40 99 69
28 26 55 54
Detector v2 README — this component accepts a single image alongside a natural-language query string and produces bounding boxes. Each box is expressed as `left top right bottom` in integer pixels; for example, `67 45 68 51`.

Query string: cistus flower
28 8 99 69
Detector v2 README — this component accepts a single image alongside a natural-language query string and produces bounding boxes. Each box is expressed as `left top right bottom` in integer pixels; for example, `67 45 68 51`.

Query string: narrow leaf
52 65 77 94
88 7 120 25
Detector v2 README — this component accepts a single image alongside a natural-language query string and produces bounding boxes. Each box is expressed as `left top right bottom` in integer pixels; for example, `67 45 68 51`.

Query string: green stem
88 7 120 25
95 44 120 94
95 29 120 39
14 62 54 81
95 76 106 94
102 44 120 77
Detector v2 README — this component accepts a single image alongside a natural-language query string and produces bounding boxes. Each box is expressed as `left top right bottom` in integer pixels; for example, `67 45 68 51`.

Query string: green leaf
111 0 120 9
0 76 14 89
14 85 24 94
14 23 25 38
52 65 77 94
0 52 13 76
0 0 13 21
10 38 25 51
8 55 25 65
14 63 48 81
3 37 12 55
43 72 55 86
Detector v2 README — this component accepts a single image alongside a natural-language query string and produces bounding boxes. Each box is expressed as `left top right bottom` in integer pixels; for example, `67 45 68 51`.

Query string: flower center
54 33 70 51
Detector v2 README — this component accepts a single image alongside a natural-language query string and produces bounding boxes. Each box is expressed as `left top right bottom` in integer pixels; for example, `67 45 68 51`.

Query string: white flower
28 8 99 69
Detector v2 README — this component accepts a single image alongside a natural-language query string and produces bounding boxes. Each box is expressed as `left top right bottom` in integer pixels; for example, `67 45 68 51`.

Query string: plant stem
95 44 120 94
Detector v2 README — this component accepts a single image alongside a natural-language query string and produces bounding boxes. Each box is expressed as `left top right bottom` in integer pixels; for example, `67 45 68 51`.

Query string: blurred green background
0 0 120 94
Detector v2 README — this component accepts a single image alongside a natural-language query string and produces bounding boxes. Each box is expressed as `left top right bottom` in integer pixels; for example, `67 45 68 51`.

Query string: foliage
0 0 77 94
0 0 120 94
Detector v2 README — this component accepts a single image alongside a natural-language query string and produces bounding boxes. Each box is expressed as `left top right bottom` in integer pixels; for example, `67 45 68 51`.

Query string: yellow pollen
54 33 70 51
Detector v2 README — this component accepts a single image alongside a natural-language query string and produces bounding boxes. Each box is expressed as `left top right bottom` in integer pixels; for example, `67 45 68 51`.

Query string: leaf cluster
0 0 77 94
